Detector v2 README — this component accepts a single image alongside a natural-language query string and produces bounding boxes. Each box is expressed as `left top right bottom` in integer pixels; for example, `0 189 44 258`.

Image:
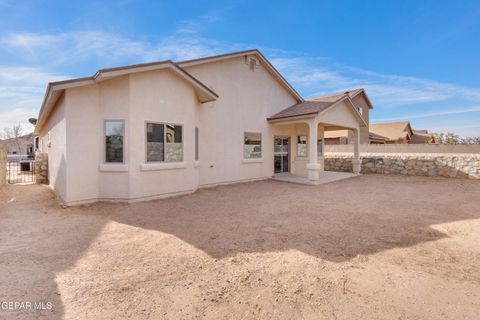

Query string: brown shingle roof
267 100 340 120
267 89 365 121
369 121 413 141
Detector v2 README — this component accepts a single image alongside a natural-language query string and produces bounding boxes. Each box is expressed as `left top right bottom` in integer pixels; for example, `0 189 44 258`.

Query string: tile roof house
35 49 369 205
369 121 432 144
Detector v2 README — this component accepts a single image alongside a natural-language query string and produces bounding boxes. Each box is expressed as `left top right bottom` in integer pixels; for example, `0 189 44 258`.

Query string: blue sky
1 0 480 136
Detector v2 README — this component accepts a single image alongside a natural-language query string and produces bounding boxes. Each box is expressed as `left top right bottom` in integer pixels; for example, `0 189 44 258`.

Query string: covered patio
267 90 367 182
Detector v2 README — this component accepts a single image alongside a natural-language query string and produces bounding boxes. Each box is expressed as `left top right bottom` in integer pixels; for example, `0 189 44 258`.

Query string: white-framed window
244 132 262 159
105 120 125 163
297 135 307 157
146 122 183 162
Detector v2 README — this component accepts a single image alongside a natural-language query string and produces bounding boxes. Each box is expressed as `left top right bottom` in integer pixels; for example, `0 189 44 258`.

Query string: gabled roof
369 121 413 141
267 90 367 127
308 88 373 109
369 131 389 142
35 61 218 132
177 49 303 102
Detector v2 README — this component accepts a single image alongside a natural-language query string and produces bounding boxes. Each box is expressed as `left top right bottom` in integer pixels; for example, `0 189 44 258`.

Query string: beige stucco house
369 121 432 144
35 49 367 205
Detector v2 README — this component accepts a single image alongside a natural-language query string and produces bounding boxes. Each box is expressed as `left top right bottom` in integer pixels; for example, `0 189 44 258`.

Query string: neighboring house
369 121 431 144
410 129 433 144
369 121 413 144
35 49 367 205
1 132 35 157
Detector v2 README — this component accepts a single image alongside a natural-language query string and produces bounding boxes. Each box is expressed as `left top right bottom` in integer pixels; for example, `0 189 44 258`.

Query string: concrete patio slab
272 171 361 185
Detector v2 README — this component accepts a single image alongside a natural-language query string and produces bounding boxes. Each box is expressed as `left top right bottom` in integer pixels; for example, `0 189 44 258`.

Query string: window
317 138 323 156
105 120 124 163
34 136 39 151
297 135 307 157
195 127 199 161
244 132 262 159
146 122 183 162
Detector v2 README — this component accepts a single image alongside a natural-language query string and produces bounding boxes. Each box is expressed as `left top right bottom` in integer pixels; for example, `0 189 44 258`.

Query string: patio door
274 136 289 173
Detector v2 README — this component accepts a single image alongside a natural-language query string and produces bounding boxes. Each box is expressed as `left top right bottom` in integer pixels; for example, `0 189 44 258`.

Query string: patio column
352 128 361 174
307 119 321 181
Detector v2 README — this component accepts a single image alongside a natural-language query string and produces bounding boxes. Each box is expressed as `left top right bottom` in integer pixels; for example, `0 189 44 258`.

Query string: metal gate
7 160 36 184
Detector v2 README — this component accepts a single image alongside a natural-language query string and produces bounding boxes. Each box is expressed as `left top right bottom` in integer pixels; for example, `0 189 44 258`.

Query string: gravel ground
1 175 479 319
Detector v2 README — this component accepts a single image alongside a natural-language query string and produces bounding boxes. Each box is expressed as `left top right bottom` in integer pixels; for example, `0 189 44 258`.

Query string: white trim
242 158 264 164
99 163 129 172
194 161 200 168
140 162 188 171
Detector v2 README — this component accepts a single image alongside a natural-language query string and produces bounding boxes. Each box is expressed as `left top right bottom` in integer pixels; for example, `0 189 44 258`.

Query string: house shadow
2 175 479 319
0 157 110 320
108 175 480 262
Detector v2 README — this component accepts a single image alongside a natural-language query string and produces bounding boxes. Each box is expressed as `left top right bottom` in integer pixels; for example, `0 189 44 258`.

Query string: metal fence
7 160 36 184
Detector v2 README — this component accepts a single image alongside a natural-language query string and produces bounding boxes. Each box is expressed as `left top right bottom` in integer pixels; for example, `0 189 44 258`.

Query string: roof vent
245 55 259 71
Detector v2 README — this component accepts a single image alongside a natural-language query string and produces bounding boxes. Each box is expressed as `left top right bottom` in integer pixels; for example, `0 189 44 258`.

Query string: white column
307 119 321 180
352 128 361 174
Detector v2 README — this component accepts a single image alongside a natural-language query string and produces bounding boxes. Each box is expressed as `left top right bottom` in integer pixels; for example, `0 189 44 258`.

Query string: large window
105 120 124 163
244 132 262 159
146 122 183 162
297 135 307 157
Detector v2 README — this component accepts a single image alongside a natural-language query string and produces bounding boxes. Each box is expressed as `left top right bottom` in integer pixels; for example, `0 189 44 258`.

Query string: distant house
369 121 431 144
410 129 433 144
1 133 35 156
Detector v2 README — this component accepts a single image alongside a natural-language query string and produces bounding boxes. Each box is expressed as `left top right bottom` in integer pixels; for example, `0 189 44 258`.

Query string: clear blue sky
1 0 480 136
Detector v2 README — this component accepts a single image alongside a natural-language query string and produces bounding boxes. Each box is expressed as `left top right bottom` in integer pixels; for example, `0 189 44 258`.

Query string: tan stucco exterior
37 51 366 205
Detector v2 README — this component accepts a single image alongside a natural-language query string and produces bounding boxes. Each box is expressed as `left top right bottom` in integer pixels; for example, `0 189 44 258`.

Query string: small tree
1 124 23 155
432 132 480 144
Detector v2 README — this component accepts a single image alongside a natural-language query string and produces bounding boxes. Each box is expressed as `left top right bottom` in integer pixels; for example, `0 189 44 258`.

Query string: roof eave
178 49 304 103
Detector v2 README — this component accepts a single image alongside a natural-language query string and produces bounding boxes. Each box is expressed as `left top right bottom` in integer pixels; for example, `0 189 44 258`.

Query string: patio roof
267 91 367 127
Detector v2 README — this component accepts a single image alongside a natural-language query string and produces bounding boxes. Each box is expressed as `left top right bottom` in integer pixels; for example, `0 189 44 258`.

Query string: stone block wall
35 152 48 184
324 153 480 179
0 143 6 187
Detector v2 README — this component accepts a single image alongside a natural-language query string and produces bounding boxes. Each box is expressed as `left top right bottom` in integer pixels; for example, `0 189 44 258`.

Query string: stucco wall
128 69 200 199
324 153 480 179
184 56 298 186
351 94 370 144
0 143 6 187
38 94 68 201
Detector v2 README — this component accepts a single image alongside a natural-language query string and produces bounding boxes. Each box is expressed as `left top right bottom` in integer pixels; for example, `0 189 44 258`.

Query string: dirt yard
1 175 480 319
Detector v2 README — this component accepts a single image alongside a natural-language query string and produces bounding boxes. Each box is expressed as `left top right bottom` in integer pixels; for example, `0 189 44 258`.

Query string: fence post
0 143 6 187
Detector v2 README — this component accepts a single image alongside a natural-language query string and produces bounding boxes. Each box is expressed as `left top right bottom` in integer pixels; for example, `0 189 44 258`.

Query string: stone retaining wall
0 143 6 187
324 153 480 179
35 152 48 184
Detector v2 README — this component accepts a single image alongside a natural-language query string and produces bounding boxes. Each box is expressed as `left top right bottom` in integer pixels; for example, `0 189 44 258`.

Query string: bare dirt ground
1 175 480 320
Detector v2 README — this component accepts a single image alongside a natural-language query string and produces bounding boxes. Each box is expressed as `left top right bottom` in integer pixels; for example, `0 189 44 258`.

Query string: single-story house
369 121 432 144
35 49 368 205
